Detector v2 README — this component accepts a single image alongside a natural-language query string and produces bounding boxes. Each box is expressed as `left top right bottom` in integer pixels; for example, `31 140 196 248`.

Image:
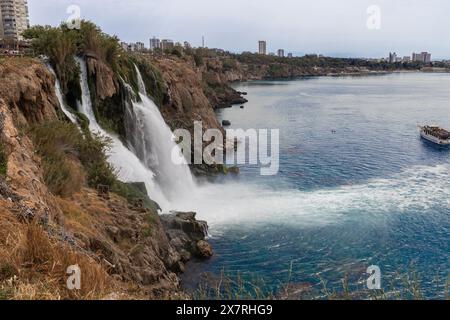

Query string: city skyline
27 0 450 59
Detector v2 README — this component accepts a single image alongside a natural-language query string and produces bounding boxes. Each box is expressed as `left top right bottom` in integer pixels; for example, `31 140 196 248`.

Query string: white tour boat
419 125 450 146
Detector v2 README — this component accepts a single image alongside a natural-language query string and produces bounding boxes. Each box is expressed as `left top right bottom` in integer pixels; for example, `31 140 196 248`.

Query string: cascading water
46 63 78 124
125 65 196 203
135 64 147 96
75 56 169 208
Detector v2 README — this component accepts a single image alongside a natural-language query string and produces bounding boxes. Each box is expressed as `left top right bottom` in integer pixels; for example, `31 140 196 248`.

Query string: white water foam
130 67 450 226
127 66 196 203
178 164 450 234
46 63 78 124
75 56 169 208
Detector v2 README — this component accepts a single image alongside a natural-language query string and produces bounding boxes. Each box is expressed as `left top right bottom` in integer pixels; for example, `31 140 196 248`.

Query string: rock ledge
160 211 213 261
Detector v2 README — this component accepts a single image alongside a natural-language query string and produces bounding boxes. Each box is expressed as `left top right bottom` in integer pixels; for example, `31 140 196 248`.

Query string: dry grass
0 57 39 75
0 202 112 300
193 264 450 301
55 189 111 238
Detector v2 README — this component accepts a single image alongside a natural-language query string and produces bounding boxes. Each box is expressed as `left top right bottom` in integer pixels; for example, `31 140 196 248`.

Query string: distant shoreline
231 68 450 84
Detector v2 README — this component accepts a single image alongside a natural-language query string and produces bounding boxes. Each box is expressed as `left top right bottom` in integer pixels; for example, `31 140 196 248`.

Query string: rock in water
196 240 213 258
222 120 231 126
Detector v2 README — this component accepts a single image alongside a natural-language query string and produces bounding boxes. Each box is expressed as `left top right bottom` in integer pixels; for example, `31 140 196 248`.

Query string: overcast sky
28 0 450 59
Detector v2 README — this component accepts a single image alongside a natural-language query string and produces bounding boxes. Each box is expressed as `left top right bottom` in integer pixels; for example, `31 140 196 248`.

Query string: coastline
230 68 450 83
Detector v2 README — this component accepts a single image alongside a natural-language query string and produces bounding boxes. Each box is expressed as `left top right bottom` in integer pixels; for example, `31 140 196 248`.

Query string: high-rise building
287 53 293 58
161 39 174 51
277 49 285 58
149 37 160 51
388 52 397 63
412 52 432 63
258 41 267 55
0 0 29 41
135 42 145 51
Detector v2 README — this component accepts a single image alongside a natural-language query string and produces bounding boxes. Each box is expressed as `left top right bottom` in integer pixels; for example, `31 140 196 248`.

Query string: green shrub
222 58 237 71
112 181 161 212
76 132 117 188
171 47 183 58
78 21 120 70
23 21 120 108
194 53 204 67
116 56 139 91
135 60 166 107
29 121 84 196
23 25 80 105
29 121 117 196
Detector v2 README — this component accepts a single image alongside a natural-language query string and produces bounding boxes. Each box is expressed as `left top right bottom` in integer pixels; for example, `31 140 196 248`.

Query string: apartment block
0 0 29 41
258 40 267 55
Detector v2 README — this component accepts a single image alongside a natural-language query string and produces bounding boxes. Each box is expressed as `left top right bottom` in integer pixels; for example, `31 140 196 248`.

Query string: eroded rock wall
0 57 212 299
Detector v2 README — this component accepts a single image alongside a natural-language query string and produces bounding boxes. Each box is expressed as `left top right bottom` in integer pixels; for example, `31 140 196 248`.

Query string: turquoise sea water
184 73 450 299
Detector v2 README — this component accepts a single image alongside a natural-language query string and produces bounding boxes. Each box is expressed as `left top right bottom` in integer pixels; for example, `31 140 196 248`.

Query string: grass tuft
193 266 450 300
0 214 111 300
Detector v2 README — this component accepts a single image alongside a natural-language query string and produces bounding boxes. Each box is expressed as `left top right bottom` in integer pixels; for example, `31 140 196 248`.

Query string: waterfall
134 64 147 95
126 65 196 202
46 63 78 124
75 56 169 208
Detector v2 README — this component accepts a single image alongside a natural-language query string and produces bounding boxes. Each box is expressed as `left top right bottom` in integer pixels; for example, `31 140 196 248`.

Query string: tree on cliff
23 21 121 107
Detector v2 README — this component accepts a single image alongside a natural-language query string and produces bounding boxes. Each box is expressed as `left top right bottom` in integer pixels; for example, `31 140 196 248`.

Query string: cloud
28 0 450 59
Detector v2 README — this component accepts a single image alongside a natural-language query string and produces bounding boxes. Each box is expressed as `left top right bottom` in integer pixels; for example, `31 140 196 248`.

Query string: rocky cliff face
0 59 62 226
0 58 212 299
134 55 232 174
142 56 225 135
0 58 59 124
86 54 120 100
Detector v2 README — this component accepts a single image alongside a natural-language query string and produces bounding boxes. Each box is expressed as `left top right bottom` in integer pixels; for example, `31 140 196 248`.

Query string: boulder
160 211 213 261
196 240 213 258
222 120 231 126
231 97 248 104
161 211 208 241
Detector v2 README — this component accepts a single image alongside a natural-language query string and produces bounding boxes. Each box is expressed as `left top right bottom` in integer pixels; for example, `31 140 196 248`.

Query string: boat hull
420 131 450 146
